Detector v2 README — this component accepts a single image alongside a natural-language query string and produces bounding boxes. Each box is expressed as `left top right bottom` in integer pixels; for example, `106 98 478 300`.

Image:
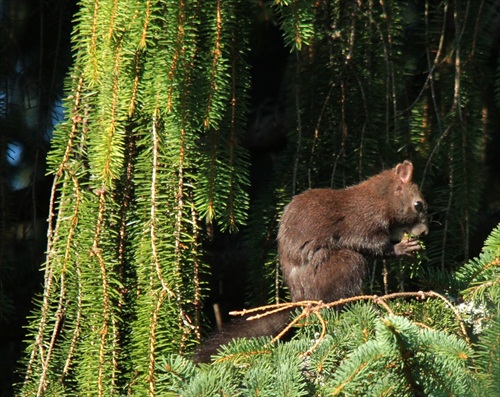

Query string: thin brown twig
304 310 328 357
270 309 309 345
229 290 472 357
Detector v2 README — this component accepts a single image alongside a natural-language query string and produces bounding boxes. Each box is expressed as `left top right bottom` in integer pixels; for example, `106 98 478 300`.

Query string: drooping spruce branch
18 0 252 395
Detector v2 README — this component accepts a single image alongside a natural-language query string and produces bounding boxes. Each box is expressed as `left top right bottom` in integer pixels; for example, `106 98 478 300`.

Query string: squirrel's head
389 161 429 241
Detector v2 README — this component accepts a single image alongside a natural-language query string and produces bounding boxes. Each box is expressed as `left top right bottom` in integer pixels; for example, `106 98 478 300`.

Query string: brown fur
196 161 428 362
278 160 428 302
194 310 291 363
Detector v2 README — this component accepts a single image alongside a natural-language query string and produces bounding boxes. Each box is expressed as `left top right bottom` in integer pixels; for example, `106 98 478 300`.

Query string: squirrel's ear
395 160 413 184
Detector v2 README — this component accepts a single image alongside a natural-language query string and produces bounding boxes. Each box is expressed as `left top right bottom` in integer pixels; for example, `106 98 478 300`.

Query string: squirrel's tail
194 308 293 363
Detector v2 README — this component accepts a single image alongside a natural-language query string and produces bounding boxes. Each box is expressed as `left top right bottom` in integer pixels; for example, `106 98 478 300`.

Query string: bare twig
229 290 471 357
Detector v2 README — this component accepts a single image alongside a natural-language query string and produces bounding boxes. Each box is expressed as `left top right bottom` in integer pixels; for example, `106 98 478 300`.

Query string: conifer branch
147 289 168 396
129 51 142 116
47 73 85 245
150 108 174 296
204 0 223 130
166 0 186 112
380 317 425 396
190 199 202 342
61 266 83 381
101 45 122 186
92 188 112 397
139 0 151 49
174 111 187 353
90 0 101 84
227 32 238 231
231 289 471 356
270 306 310 344
106 0 119 40
29 171 82 395
303 309 328 356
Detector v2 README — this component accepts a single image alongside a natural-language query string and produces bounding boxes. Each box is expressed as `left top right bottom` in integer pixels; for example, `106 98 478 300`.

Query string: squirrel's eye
414 201 424 212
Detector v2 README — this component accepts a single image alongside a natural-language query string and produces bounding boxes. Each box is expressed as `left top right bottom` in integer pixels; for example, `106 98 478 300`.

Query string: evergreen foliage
13 0 500 395
18 0 252 394
157 224 500 395
243 0 497 304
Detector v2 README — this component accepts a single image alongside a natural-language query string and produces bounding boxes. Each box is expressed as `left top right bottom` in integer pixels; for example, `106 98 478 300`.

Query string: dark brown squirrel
278 160 428 303
195 160 428 362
